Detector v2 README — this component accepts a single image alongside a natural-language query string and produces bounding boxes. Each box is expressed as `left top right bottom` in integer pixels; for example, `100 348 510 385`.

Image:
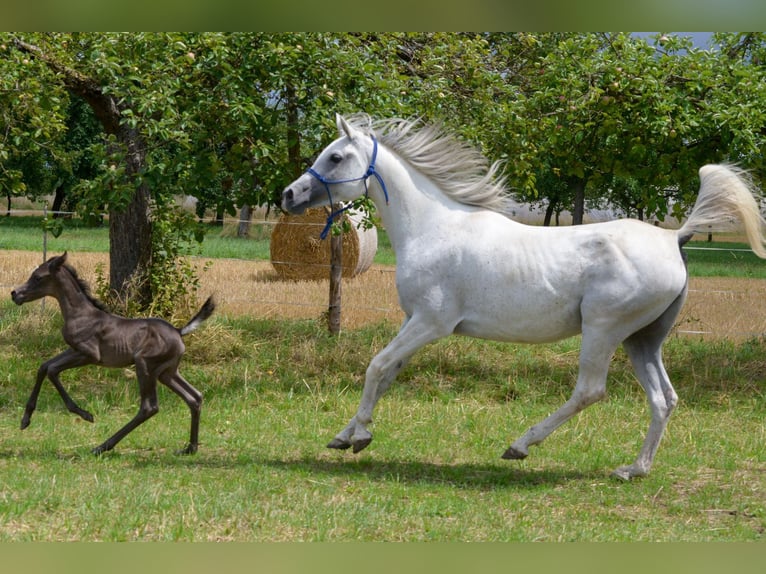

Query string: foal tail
677 164 766 257
179 296 216 336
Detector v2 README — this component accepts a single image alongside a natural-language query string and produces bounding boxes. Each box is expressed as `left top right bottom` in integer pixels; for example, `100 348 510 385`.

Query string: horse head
281 114 375 215
11 252 68 305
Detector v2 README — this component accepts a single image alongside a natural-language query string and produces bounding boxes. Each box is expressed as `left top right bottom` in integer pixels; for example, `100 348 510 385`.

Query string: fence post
328 221 343 335
41 202 48 312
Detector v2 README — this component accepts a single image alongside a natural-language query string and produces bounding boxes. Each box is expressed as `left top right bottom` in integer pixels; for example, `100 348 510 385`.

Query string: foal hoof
176 444 198 455
501 446 528 460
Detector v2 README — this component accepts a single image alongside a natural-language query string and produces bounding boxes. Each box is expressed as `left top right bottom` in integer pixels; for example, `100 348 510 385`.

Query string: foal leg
92 359 159 455
159 370 203 455
22 348 95 429
612 293 685 480
503 330 617 461
329 315 447 453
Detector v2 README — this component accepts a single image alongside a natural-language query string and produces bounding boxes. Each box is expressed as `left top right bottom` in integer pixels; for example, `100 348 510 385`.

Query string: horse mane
62 263 110 312
346 114 515 214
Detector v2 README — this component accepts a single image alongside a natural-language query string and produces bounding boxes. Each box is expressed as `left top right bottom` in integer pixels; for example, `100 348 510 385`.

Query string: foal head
11 252 72 305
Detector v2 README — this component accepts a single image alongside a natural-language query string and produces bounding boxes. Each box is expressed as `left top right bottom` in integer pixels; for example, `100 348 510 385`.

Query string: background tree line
2 32 765 312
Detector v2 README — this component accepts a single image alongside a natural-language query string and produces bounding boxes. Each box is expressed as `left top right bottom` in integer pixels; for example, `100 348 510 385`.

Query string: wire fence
3 208 766 339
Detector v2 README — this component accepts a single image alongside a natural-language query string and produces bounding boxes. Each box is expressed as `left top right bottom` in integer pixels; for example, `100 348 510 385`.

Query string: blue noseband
306 136 389 240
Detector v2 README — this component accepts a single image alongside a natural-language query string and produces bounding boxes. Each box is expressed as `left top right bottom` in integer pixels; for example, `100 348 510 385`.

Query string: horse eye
330 152 343 164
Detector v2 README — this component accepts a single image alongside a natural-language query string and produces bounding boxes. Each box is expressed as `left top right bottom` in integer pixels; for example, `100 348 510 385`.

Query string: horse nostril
285 188 294 202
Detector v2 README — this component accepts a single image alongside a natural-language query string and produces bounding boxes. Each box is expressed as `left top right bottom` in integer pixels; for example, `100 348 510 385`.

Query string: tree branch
12 36 122 133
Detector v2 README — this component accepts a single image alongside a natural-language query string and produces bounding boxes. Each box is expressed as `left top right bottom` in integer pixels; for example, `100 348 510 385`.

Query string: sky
633 32 715 48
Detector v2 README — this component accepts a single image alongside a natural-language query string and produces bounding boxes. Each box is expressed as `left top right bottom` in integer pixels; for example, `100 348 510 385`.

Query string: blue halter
306 136 389 240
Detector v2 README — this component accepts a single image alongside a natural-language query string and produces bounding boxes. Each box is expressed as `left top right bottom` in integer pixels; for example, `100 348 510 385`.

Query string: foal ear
49 252 68 272
336 114 357 140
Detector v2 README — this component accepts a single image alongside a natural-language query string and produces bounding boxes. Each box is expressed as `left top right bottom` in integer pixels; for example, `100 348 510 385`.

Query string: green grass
0 215 398 265
0 304 764 541
3 215 760 274
1 216 765 541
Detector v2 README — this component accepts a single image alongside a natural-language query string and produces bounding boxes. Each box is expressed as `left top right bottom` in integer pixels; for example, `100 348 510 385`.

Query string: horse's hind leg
612 291 685 480
503 329 617 461
22 348 94 429
92 359 159 455
159 370 203 455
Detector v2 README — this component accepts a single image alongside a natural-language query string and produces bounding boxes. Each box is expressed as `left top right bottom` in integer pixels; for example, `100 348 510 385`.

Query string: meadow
0 215 765 541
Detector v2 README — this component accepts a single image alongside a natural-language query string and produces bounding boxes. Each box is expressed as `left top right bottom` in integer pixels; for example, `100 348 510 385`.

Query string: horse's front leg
328 316 445 453
21 348 95 429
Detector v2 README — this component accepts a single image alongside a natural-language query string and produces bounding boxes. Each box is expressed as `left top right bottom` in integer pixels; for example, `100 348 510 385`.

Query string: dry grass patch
4 249 766 339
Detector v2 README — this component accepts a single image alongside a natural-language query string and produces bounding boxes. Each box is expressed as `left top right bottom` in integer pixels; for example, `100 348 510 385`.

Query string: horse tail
677 164 766 257
179 296 216 336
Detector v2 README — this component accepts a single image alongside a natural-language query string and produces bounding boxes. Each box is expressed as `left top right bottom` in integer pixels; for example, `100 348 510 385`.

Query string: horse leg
92 359 158 455
503 329 617 461
612 291 685 480
329 315 446 453
22 348 95 429
159 370 203 455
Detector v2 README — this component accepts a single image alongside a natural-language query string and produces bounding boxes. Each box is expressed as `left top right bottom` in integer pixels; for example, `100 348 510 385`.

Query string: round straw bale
270 207 378 280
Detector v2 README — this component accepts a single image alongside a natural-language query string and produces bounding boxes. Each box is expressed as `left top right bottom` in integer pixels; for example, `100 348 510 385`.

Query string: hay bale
270 207 378 281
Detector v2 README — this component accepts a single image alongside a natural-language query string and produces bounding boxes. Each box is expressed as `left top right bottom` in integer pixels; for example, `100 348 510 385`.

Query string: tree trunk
51 184 66 218
13 38 153 305
109 126 152 303
237 204 252 238
571 177 587 225
543 201 555 226
286 85 302 179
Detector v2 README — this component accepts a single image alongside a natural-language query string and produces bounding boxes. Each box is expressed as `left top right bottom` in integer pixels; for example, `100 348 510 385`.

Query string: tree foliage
2 32 766 310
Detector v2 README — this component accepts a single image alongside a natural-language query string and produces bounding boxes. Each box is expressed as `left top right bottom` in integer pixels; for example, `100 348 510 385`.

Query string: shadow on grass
0 444 603 490
259 454 600 490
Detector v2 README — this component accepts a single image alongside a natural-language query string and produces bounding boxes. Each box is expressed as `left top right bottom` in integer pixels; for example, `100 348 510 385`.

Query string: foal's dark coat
11 252 215 455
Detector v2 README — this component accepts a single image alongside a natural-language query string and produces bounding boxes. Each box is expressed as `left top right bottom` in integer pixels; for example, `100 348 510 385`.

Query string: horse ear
336 114 356 140
49 252 67 272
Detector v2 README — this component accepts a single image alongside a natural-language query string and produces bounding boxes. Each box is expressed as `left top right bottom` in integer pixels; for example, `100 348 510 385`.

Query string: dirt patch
3 249 765 339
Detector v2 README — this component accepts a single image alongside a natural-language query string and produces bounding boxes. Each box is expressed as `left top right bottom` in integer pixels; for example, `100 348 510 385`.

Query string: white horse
282 114 766 479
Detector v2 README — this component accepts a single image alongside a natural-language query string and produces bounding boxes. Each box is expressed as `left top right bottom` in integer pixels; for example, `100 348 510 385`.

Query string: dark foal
11 252 215 455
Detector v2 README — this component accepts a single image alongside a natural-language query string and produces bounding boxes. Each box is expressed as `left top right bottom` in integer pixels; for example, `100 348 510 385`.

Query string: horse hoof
91 444 112 456
80 411 95 423
327 438 352 450
352 437 372 453
20 418 31 431
611 465 646 481
176 444 198 455
501 446 528 460
611 468 631 481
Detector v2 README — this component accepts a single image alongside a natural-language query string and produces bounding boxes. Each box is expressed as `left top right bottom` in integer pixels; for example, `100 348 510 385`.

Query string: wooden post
328 227 343 335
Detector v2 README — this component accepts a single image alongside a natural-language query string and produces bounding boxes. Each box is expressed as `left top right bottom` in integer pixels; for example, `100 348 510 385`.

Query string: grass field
1 214 765 541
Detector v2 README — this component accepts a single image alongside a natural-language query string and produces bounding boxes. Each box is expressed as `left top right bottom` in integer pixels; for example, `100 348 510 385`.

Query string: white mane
346 115 514 214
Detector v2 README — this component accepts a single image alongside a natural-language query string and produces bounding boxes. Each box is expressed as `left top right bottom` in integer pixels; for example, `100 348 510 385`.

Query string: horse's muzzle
10 290 26 305
281 187 309 215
